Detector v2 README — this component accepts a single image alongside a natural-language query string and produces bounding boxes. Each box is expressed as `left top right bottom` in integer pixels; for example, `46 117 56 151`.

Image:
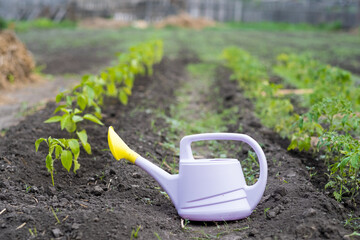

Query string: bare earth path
0 76 78 130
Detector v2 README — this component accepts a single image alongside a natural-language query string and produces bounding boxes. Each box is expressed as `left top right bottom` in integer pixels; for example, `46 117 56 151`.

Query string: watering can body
108 128 267 221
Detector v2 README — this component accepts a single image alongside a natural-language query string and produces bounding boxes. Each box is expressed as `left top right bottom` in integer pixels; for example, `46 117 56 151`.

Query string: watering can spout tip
108 126 139 163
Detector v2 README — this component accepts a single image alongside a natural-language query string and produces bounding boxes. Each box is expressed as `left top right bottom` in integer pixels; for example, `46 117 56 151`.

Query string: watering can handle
179 133 267 210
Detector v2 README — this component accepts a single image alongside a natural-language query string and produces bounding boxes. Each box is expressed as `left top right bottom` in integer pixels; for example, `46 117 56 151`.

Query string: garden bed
0 53 358 239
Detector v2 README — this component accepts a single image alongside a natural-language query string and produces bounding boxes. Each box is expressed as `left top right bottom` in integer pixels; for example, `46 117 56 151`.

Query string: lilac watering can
108 127 267 221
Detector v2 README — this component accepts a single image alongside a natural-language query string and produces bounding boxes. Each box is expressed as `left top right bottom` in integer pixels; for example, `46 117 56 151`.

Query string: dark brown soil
29 46 111 75
0 56 358 240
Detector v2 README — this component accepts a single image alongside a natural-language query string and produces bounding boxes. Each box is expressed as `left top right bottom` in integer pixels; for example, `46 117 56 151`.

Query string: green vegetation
35 137 80 186
222 46 360 202
0 17 7 30
35 40 163 185
222 47 295 138
274 53 360 108
289 97 360 201
131 225 141 239
221 21 342 32
9 18 76 32
17 22 360 71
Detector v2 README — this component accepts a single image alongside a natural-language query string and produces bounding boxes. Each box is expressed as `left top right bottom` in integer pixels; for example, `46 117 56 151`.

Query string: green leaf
44 116 62 123
124 76 134 88
123 86 132 95
94 111 102 120
74 108 82 115
77 130 91 154
119 90 128 105
68 139 80 160
77 95 87 110
338 156 351 170
46 154 54 172
35 138 46 152
85 86 95 106
83 114 104 125
287 139 298 151
72 115 84 123
107 82 117 96
56 92 64 103
61 150 73 172
349 232 360 237
61 114 70 130
55 145 63 159
350 154 360 169
76 130 88 146
298 117 304 129
63 114 76 133
333 191 342 202
83 142 92 155
66 96 72 107
73 158 80 173
54 105 66 114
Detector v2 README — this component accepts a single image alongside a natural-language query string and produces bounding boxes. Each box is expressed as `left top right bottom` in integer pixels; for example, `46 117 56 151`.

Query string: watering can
108 127 267 221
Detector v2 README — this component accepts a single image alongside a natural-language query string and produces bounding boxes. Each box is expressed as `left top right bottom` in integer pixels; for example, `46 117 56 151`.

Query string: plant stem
51 172 54 186
50 207 60 224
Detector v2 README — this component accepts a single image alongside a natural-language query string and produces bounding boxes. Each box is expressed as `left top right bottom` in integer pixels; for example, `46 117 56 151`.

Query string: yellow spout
108 126 139 164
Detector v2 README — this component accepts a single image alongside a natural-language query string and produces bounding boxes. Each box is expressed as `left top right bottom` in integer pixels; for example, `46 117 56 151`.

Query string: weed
130 225 141 239
0 129 8 137
345 213 360 231
11 18 76 32
28 227 37 237
264 207 270 217
154 232 162 240
50 207 60 224
242 151 260 185
24 184 31 193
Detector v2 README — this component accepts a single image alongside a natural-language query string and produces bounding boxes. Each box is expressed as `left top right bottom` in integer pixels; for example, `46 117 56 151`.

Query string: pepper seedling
35 137 80 186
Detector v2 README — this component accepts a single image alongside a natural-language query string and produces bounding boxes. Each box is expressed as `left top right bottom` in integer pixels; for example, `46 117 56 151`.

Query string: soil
0 76 79 130
0 54 359 240
36 46 112 75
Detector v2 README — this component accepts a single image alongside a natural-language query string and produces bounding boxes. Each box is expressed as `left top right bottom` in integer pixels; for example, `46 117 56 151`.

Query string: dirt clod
52 228 63 238
303 208 317 218
92 186 103 196
132 172 141 179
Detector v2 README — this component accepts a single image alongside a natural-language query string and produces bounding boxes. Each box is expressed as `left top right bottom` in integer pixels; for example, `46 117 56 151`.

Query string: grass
220 21 343 31
17 23 360 73
8 18 76 32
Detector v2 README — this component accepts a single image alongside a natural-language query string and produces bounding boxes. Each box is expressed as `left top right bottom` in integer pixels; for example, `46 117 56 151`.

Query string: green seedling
36 39 164 185
50 207 60 224
154 232 162 240
274 53 358 107
345 213 360 231
289 97 360 201
222 47 296 138
35 137 81 186
24 184 31 193
28 227 37 237
131 225 141 239
264 207 270 217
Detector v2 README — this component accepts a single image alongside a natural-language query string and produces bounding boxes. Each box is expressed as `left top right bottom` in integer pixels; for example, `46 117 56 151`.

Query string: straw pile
0 31 36 89
155 13 216 30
